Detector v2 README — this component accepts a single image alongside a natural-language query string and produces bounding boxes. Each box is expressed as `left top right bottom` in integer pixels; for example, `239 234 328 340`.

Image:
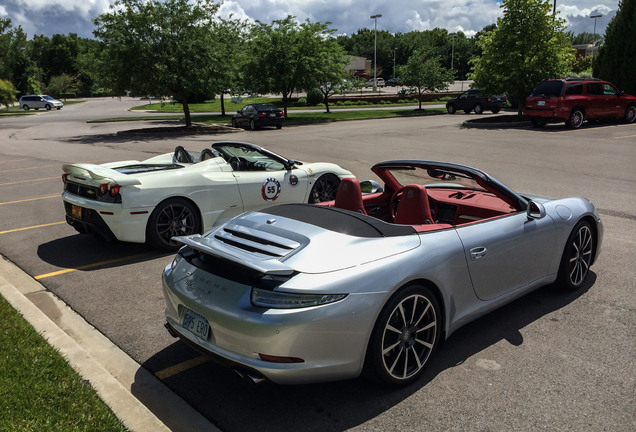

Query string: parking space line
0 195 59 205
0 221 65 235
0 163 60 173
34 252 154 280
0 176 59 186
616 134 636 139
154 355 211 380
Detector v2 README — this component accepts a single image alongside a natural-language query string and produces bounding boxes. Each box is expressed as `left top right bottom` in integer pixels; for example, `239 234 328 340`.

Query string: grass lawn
0 295 129 431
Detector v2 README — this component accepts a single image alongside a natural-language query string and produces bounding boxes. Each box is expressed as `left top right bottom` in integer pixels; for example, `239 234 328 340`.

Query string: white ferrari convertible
62 142 354 249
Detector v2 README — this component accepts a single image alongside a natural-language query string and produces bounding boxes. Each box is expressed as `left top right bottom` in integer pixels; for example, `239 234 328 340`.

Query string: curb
0 255 220 432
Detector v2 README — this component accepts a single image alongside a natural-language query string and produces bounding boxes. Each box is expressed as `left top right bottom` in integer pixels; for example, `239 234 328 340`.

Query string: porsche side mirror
360 180 384 194
527 201 546 220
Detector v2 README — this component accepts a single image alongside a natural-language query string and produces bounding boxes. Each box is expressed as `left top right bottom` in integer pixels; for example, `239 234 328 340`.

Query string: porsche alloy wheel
147 198 201 250
558 221 594 290
308 174 340 203
368 285 441 386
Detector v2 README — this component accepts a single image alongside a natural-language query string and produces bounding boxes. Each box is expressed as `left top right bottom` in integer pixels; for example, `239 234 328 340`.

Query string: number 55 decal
261 178 281 201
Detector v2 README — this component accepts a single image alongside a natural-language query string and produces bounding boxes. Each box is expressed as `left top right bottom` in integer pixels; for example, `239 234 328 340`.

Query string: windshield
531 81 564 97
43 95 56 101
386 166 487 191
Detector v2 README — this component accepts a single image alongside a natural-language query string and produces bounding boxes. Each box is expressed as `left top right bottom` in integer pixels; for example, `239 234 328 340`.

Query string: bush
295 97 307 106
306 88 323 106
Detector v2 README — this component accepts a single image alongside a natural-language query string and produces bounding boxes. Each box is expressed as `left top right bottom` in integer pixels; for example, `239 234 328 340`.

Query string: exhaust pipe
234 369 267 384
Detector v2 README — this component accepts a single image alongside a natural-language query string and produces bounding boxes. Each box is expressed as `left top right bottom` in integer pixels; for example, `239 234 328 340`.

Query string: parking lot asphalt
0 98 634 432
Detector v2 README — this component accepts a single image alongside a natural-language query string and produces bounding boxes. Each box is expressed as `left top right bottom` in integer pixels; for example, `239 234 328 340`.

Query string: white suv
19 95 64 111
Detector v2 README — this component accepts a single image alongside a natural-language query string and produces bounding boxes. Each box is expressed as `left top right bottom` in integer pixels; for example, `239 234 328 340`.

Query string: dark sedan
446 89 507 114
232 103 284 130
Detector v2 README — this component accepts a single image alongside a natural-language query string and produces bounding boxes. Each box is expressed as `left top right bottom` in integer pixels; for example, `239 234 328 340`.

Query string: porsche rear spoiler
174 234 296 276
62 163 142 186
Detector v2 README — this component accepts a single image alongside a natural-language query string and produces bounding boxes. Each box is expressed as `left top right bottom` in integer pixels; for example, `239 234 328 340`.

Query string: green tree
470 0 574 114
0 18 34 94
94 0 221 127
0 79 18 109
245 16 344 117
397 49 454 110
47 73 80 97
594 0 635 95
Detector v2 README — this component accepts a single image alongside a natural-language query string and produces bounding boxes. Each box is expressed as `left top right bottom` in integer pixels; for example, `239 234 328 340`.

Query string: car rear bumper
62 192 152 243
523 106 570 120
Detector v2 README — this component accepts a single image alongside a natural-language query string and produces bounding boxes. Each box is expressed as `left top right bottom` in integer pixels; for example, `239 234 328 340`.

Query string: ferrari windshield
387 166 487 191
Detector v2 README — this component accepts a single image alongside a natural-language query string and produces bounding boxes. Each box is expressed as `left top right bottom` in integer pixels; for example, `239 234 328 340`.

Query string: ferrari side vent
214 224 301 258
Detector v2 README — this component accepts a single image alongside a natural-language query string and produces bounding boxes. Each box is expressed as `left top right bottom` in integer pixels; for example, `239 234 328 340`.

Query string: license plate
182 308 210 340
71 205 82 219
269 113 276 117
538 101 545 106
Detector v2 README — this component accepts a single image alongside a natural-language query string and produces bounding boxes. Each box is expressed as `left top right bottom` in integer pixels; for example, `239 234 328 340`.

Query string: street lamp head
590 13 602 18
370 14 382 19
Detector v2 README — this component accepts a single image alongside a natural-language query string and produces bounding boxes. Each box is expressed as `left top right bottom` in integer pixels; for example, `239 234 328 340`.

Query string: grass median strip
0 295 129 431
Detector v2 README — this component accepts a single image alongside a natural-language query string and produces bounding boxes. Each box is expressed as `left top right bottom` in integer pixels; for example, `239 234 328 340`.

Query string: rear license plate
269 113 276 117
538 100 545 106
71 205 82 219
182 308 210 340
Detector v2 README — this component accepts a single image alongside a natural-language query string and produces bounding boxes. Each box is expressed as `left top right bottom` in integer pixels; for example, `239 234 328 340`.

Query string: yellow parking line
0 158 29 164
0 176 59 186
0 195 59 205
34 252 154 280
0 221 66 235
154 355 211 380
0 163 60 173
616 134 636 139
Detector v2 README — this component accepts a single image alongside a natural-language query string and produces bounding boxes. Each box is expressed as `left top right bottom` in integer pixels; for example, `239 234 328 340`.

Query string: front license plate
538 100 545 106
71 205 82 219
182 308 210 340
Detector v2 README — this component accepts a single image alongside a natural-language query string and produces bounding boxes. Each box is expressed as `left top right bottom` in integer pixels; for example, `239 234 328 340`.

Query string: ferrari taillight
62 173 69 184
99 183 121 197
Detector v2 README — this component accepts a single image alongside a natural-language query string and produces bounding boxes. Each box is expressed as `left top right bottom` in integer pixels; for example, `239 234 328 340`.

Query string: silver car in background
19 94 64 110
162 160 602 386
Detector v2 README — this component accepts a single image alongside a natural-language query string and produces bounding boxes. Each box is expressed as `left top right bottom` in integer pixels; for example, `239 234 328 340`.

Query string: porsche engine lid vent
214 223 301 258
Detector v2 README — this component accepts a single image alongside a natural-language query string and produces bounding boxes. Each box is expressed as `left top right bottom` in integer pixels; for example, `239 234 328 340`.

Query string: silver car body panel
162 162 603 384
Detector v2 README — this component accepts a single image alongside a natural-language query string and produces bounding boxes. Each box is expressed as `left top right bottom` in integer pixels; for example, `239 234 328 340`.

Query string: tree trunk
182 95 192 127
220 92 226 116
323 91 330 113
282 92 289 119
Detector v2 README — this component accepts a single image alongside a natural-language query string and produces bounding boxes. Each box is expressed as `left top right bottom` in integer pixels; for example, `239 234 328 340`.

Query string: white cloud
0 0 621 39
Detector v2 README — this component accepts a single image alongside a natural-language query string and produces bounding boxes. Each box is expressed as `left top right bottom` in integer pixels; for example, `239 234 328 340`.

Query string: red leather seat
394 184 433 225
334 178 367 214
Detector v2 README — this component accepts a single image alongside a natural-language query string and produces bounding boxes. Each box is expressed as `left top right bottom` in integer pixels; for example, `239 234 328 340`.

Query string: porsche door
455 212 556 300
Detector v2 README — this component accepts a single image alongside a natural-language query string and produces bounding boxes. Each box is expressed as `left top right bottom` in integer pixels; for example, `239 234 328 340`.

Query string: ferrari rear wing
62 163 142 186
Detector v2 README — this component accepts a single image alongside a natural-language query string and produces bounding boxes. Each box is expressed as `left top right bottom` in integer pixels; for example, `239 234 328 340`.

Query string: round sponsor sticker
289 174 299 187
261 178 281 201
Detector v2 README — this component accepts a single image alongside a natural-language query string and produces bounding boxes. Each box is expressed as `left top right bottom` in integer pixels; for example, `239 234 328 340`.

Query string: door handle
469 246 488 260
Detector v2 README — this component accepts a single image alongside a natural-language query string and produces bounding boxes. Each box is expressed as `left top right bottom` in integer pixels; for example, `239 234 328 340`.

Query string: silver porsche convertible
162 160 603 386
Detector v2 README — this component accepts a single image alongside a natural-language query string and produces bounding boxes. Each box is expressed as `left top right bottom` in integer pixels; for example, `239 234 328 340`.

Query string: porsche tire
146 198 201 251
308 174 340 203
367 285 441 386
557 220 594 290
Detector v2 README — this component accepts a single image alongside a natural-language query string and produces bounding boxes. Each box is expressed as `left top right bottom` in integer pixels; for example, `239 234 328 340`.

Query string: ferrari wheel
308 174 340 203
557 221 594 290
146 198 201 250
367 285 441 386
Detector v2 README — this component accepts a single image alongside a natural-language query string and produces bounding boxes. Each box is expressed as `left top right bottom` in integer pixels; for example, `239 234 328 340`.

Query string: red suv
523 78 636 128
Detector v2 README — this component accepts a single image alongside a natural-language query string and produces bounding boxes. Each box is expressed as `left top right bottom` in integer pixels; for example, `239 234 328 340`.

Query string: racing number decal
261 178 281 201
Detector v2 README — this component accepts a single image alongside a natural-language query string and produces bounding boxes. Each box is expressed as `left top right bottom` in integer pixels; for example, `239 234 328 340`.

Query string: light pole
449 34 457 71
370 14 382 92
393 47 397 79
590 13 602 69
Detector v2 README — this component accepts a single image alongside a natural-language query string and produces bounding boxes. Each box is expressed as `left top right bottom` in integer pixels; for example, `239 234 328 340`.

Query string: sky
0 0 620 40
